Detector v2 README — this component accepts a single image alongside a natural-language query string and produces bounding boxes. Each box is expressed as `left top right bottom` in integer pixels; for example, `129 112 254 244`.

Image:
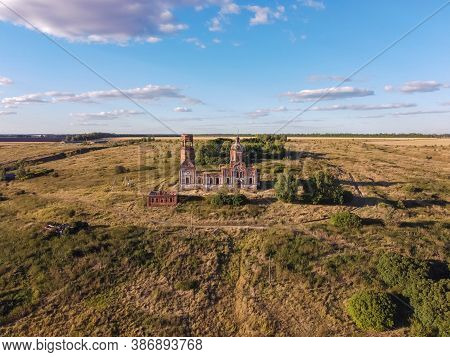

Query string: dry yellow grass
0 137 448 336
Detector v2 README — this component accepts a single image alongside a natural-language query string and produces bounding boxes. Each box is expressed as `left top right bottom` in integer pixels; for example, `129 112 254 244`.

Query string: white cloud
0 110 17 116
246 5 286 26
0 0 225 43
394 109 450 116
246 106 289 118
1 84 201 107
300 0 325 10
400 81 445 93
1 93 48 107
185 37 206 49
71 109 145 120
386 81 447 94
221 2 240 15
159 23 188 34
173 107 192 112
0 76 13 85
212 38 221 44
442 101 450 106
146 36 162 43
308 75 351 83
208 17 222 32
310 103 417 111
282 86 374 102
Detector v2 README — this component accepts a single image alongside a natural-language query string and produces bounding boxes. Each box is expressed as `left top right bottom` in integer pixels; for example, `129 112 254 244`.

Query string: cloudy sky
0 0 449 134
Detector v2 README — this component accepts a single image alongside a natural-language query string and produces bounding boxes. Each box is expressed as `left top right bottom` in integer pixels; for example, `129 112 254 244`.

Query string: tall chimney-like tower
230 136 244 164
180 134 195 165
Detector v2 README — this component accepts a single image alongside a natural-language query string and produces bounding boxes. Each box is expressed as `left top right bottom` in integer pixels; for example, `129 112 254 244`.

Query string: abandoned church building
179 134 259 191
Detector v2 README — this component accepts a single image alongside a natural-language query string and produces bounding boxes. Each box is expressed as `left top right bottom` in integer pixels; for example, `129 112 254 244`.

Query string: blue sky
0 0 449 134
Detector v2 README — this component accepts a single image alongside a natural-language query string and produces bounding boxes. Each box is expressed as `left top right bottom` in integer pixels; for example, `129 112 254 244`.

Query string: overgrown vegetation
376 253 449 336
208 191 248 207
15 163 54 181
274 171 298 203
195 135 287 166
347 290 397 332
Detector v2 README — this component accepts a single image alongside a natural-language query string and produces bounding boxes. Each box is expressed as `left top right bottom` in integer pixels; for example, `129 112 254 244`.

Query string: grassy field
0 137 448 336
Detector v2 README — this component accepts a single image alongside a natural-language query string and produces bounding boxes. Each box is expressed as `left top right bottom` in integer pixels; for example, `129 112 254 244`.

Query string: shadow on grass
339 180 403 187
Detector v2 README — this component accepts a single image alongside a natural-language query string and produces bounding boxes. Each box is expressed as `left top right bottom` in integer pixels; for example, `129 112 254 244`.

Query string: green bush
330 211 362 229
377 253 429 288
376 253 449 336
303 171 349 205
209 192 247 207
405 278 449 336
347 290 397 331
274 172 298 203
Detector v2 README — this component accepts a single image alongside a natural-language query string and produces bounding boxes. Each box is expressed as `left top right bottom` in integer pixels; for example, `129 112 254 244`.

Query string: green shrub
209 192 247 207
347 290 397 331
405 279 450 336
274 172 298 203
377 253 429 288
330 211 362 229
376 253 449 336
303 171 348 205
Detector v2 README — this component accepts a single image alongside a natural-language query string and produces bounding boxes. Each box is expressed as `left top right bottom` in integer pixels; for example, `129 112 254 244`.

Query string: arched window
185 177 190 184
209 178 213 185
226 177 230 185
216 177 220 185
249 177 253 185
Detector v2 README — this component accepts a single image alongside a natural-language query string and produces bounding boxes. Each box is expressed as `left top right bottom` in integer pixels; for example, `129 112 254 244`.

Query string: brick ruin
146 191 178 207
179 134 259 191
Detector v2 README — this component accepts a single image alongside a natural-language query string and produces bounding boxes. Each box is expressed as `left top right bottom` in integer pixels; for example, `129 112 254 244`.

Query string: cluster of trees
195 135 288 166
274 170 352 205
196 138 232 165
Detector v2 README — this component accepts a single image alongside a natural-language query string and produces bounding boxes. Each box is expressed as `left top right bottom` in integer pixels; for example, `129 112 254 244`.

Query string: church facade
179 134 259 191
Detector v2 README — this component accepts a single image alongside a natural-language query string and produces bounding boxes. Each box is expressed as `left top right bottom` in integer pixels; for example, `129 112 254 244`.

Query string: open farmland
0 137 448 336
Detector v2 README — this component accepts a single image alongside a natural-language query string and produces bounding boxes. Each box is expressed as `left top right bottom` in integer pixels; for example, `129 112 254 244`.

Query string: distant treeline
64 133 117 142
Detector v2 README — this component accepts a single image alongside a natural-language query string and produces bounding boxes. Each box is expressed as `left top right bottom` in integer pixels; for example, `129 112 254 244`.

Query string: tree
303 170 348 205
275 171 298 203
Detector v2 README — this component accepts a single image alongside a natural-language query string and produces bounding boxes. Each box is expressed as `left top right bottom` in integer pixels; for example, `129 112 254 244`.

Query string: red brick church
179 134 259 191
